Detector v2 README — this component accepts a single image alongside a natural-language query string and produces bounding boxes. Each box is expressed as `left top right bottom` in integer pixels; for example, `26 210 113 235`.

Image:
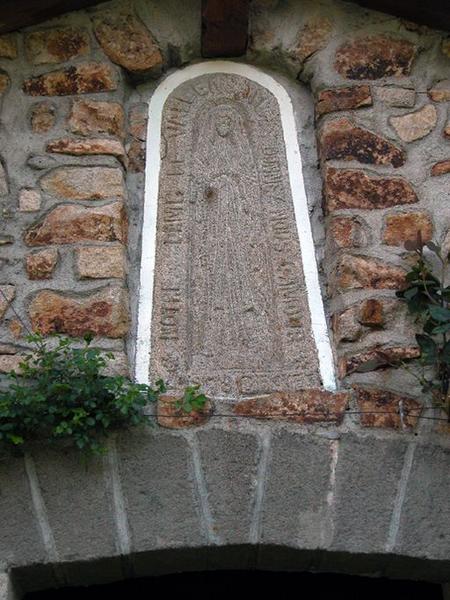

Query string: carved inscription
151 73 321 395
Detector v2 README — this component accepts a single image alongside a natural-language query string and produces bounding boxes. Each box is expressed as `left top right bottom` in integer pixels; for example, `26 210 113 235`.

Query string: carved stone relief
151 73 321 396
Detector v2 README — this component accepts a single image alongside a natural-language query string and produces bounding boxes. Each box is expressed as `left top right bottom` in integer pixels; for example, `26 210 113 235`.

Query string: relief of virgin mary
188 104 281 371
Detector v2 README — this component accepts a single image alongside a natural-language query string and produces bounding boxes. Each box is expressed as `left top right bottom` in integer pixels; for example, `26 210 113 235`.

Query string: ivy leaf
441 341 450 365
425 241 441 255
416 334 437 364
429 305 450 322
431 323 450 335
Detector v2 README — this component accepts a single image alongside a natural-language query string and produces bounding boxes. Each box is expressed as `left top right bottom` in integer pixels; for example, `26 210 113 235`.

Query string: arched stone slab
135 62 336 395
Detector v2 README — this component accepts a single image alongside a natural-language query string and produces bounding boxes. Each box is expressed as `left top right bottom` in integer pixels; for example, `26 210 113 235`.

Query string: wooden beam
349 0 450 32
0 0 102 35
201 0 250 58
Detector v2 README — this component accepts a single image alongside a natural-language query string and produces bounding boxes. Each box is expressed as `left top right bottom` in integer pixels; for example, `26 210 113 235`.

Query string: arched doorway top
135 61 336 391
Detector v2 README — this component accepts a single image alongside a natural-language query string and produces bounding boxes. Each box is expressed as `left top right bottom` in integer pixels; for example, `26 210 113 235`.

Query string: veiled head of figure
213 105 240 138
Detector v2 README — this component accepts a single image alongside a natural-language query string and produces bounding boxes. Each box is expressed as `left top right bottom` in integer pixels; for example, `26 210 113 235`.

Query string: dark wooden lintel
0 0 102 35
201 0 250 58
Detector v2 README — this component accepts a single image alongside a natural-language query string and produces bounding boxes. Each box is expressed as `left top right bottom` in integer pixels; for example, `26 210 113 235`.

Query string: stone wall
0 0 449 592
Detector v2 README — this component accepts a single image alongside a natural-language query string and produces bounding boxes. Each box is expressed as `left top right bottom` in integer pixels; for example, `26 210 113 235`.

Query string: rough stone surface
116 430 204 555
324 167 417 211
40 166 124 200
18 189 41 212
0 161 8 196
197 429 259 545
25 28 90 64
47 138 127 165
359 298 385 327
383 212 433 246
335 255 406 290
0 284 15 320
69 99 125 138
93 13 163 74
332 298 400 344
428 80 450 102
375 86 416 107
390 104 437 142
30 447 117 561
23 63 117 96
0 457 46 567
319 118 405 167
261 432 332 547
0 353 23 373
442 38 450 58
354 386 422 429
128 103 148 141
291 17 332 63
340 345 420 376
335 35 416 79
0 34 17 59
0 71 10 96
234 390 349 423
127 138 145 172
328 216 367 248
431 159 450 176
445 124 450 139
316 85 372 118
76 245 125 279
29 287 129 337
394 444 450 560
0 73 10 96
151 73 321 397
24 202 127 246
331 434 408 552
157 395 210 429
26 248 58 280
30 102 56 133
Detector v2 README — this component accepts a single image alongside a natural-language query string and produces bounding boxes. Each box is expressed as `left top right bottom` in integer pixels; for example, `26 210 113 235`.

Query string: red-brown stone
24 203 127 246
30 102 56 133
93 13 163 74
354 386 422 429
319 118 405 167
335 255 406 290
23 62 117 96
335 35 416 80
316 85 372 118
340 345 420 377
69 99 125 138
383 212 433 246
26 248 58 280
329 216 366 248
46 138 127 166
25 27 90 64
324 167 417 212
234 390 349 424
359 298 385 327
29 287 129 338
157 395 211 429
431 160 450 176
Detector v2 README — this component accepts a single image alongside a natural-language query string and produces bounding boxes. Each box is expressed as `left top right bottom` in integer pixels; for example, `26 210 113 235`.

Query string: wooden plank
350 0 450 32
201 0 250 58
0 0 102 35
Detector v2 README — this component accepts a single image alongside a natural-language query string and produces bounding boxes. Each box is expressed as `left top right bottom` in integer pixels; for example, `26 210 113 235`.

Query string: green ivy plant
176 384 208 413
0 333 166 455
396 233 450 419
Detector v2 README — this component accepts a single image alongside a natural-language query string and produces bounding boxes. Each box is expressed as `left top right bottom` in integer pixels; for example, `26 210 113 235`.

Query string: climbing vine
0 333 206 455
396 234 450 419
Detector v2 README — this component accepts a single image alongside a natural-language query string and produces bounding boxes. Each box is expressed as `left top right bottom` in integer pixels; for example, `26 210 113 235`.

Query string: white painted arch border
135 61 337 392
